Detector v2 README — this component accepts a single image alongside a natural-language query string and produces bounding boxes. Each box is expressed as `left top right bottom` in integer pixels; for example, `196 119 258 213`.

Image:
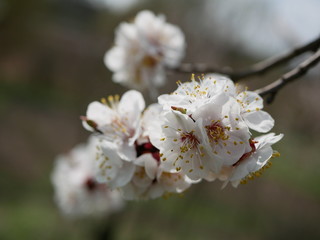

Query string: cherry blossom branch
255 47 320 104
174 35 320 81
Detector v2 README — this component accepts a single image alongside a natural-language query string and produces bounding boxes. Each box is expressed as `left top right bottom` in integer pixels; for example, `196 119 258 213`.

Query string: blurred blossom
86 0 142 12
104 10 186 98
204 0 320 57
51 137 124 218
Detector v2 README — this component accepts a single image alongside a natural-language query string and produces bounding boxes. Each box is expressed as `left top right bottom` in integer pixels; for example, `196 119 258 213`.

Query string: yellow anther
108 95 114 102
254 172 261 177
101 98 107 104
248 175 254 180
240 179 247 184
272 151 281 158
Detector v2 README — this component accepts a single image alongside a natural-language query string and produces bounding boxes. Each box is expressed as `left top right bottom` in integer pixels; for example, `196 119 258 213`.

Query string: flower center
136 141 160 162
142 55 158 67
205 121 229 143
180 131 200 153
85 178 97 191
84 178 107 192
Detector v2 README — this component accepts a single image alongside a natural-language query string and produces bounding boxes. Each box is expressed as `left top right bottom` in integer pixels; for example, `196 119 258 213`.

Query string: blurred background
1 0 320 239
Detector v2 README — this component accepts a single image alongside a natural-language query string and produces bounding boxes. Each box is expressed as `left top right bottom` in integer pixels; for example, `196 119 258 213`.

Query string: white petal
255 133 284 149
229 146 273 182
118 143 136 162
148 183 165 199
244 110 274 133
115 22 138 47
119 90 145 123
237 91 263 110
86 101 115 127
110 161 136 188
104 47 126 71
136 153 158 179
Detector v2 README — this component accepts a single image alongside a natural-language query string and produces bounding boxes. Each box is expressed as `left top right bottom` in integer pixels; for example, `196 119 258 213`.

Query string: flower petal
110 161 136 188
119 90 145 123
244 110 274 133
86 101 115 128
104 46 126 71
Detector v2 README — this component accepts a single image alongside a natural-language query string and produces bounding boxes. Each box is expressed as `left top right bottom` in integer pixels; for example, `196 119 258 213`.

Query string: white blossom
83 90 144 188
211 133 284 188
153 95 251 181
120 103 192 199
83 90 145 161
120 153 192 200
158 74 274 133
155 74 282 183
84 92 193 199
104 10 185 97
158 74 234 113
51 137 124 217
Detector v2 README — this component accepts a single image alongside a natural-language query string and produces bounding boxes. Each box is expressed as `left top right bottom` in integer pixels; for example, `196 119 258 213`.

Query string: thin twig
255 48 320 104
173 35 320 81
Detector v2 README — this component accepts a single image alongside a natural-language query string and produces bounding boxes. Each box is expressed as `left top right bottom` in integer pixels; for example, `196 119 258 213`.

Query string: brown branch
173 35 320 81
255 47 320 104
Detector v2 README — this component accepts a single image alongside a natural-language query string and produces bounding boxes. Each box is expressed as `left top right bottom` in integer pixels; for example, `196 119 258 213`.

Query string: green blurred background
1 0 320 239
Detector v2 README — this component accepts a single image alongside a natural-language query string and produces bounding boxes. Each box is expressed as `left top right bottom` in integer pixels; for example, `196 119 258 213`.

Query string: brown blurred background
1 0 320 239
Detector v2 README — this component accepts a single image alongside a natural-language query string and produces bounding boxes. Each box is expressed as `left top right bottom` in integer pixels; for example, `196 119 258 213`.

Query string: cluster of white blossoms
155 74 283 187
104 10 185 97
52 10 284 211
83 90 192 200
80 76 282 200
51 137 124 217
